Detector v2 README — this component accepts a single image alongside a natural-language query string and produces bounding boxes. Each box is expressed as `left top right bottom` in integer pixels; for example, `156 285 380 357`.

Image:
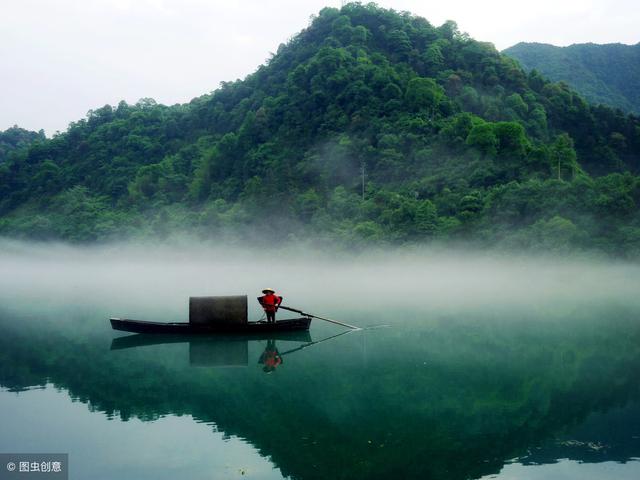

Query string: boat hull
110 317 312 335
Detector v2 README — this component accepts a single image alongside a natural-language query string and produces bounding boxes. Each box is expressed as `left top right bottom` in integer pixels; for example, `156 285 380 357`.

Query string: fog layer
1 239 639 323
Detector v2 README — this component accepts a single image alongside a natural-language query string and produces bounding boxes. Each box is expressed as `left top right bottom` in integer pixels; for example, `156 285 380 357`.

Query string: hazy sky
1 0 638 135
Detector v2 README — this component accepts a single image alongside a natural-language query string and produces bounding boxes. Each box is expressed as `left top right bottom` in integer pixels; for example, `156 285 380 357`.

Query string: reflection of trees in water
1 312 640 480
515 400 640 466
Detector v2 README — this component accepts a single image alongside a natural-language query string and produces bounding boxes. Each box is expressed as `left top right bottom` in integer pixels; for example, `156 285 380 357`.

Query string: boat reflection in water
110 330 348 371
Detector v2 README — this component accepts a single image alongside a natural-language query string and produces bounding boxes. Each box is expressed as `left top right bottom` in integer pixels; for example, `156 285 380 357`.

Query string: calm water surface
1 244 639 479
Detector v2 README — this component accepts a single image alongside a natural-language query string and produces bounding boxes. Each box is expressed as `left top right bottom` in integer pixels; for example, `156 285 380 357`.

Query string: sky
1 0 638 135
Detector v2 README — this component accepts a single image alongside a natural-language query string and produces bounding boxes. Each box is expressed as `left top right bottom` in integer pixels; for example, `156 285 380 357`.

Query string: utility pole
361 160 366 201
557 152 561 181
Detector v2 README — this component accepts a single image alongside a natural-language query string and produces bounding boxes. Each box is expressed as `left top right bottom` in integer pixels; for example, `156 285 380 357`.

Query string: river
1 241 639 479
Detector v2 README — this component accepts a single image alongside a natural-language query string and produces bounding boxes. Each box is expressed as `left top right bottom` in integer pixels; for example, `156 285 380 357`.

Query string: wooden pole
279 305 361 330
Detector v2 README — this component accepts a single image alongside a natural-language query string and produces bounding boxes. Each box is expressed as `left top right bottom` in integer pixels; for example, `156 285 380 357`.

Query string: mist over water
1 237 639 322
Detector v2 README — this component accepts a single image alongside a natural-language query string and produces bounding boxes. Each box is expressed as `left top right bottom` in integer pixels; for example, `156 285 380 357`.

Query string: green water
1 246 640 479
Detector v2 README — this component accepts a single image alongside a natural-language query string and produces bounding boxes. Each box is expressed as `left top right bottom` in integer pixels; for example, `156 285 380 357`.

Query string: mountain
503 42 640 115
2 3 640 255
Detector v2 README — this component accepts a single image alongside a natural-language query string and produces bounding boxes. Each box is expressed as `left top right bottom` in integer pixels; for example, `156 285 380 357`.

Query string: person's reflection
259 339 283 373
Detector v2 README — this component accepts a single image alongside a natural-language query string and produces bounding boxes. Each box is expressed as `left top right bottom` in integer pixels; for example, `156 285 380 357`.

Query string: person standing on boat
258 288 283 323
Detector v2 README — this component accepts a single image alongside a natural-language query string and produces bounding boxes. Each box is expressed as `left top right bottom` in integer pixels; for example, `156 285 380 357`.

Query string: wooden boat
110 317 312 335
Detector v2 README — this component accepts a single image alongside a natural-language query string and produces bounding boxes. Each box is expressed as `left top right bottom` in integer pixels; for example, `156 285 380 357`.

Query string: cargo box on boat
189 295 248 325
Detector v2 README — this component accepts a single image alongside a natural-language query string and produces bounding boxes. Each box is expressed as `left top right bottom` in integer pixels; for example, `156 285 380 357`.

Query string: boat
110 316 312 335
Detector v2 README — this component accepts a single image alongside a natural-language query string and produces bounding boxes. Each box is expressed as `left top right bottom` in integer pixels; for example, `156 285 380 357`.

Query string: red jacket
258 293 282 312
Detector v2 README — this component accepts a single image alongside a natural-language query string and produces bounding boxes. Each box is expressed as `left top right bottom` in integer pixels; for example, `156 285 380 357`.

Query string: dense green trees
504 42 640 115
2 3 640 254
0 125 45 163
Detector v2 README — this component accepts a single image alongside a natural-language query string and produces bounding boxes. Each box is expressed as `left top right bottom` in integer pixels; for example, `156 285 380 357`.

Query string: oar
279 305 360 330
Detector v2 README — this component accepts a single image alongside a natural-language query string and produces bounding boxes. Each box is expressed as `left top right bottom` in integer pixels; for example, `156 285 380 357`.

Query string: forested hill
2 3 640 255
503 42 640 115
0 126 45 164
